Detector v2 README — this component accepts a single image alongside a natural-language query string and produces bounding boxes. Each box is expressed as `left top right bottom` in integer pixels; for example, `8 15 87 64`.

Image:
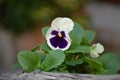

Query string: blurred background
0 0 120 72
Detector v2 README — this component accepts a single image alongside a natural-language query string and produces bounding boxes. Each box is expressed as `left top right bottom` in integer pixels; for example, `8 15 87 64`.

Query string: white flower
51 17 74 33
46 17 74 51
90 50 99 58
90 43 104 58
93 43 104 54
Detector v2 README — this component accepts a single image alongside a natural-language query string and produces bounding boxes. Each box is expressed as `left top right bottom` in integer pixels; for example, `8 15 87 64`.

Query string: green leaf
66 58 83 66
97 53 120 74
84 57 103 74
66 45 90 53
18 51 40 72
70 22 84 44
80 37 90 46
67 22 86 54
31 44 40 52
84 30 96 43
41 50 65 71
41 26 50 37
39 53 45 62
40 43 51 52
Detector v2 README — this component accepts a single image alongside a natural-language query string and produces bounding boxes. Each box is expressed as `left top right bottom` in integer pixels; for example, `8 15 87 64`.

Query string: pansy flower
46 17 74 51
90 43 104 58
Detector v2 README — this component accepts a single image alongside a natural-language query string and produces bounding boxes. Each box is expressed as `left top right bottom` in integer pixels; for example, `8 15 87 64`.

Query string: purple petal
60 31 66 37
50 36 59 48
51 30 58 35
58 37 68 48
50 36 68 49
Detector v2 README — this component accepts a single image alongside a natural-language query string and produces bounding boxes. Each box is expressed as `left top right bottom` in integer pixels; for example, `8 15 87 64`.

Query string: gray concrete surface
0 72 120 80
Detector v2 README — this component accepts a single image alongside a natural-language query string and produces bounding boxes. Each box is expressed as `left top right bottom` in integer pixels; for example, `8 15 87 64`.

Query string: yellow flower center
58 33 62 37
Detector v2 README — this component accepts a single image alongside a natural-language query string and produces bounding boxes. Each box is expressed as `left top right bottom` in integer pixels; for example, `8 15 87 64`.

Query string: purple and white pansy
46 17 74 51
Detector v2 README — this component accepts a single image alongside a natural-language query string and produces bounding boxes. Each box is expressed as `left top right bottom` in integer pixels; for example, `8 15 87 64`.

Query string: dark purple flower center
50 30 68 49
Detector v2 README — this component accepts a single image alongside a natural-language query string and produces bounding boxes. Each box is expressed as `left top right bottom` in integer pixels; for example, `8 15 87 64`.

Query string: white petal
51 17 74 33
51 17 62 29
93 43 104 54
90 50 99 58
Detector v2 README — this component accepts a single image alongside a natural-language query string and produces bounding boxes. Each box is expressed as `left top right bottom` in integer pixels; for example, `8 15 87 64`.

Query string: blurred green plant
0 0 94 34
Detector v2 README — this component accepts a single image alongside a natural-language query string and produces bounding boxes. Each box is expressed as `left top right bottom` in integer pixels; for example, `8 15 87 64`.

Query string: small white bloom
93 43 104 54
90 43 104 58
46 17 74 51
90 50 99 58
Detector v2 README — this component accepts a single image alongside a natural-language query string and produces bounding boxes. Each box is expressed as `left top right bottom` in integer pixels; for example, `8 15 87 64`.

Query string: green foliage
84 30 96 43
84 57 103 74
41 50 65 71
15 22 120 74
66 58 83 66
31 44 40 52
97 53 120 74
17 51 40 72
40 43 51 52
66 23 91 53
41 26 50 37
70 22 84 44
66 23 90 53
66 45 90 53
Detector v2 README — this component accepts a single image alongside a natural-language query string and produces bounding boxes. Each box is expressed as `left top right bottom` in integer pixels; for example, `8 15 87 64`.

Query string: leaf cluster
15 22 120 74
